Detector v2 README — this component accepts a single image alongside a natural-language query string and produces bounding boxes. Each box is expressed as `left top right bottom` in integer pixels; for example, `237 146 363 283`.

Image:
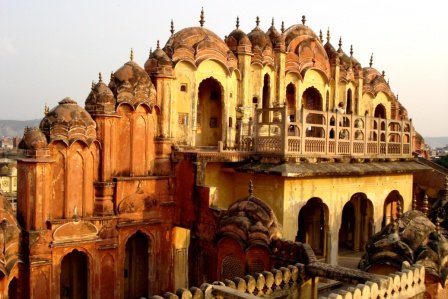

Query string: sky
0 0 447 137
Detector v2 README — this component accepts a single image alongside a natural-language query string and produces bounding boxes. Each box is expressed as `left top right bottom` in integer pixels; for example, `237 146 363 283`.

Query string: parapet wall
319 262 426 299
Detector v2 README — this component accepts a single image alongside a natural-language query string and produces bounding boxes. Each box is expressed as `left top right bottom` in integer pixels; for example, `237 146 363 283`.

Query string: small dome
248 26 272 51
144 44 173 76
39 97 96 145
85 76 116 115
226 28 252 53
0 165 8 176
363 67 383 84
109 58 156 107
217 182 281 248
18 127 48 150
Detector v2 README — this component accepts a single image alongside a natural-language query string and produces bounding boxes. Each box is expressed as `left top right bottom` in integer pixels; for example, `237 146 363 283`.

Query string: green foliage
433 155 448 169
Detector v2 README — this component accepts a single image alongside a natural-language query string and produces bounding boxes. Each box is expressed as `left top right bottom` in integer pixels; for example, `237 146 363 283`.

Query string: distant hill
424 137 448 149
0 119 40 137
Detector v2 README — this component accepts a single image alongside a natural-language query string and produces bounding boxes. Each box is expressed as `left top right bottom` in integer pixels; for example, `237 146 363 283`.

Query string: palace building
0 9 433 298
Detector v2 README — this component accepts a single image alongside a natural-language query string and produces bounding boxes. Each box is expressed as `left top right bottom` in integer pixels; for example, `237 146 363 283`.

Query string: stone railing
229 106 413 159
318 262 426 299
152 263 312 299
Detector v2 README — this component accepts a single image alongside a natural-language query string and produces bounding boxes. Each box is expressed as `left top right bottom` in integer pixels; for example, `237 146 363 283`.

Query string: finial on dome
248 180 254 196
44 103 49 116
130 48 134 61
281 21 285 33
91 81 95 90
256 16 260 27
350 45 353 56
319 30 323 42
412 194 417 210
271 17 274 27
199 7 205 27
149 47 152 57
301 15 306 25
338 37 342 50
110 71 115 82
236 16 240 29
369 53 373 67
382 70 385 77
387 79 390 85
170 19 175 36
157 40 160 49
98 72 103 83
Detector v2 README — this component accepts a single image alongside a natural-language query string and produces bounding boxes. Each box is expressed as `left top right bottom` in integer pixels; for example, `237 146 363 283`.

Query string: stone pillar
153 138 173 176
329 224 339 265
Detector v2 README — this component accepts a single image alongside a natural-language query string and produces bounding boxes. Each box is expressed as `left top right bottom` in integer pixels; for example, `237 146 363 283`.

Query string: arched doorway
124 231 150 299
262 74 271 122
297 198 327 256
8 277 18 299
302 87 323 111
60 250 88 299
383 190 403 227
346 89 353 114
374 104 386 119
339 193 373 252
286 83 296 119
196 77 223 146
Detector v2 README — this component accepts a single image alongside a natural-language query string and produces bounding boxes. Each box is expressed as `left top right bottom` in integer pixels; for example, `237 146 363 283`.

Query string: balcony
231 106 412 159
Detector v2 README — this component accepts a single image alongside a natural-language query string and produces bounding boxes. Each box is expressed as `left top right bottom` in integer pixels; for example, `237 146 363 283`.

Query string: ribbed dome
109 58 156 107
217 182 281 248
18 127 48 150
248 26 272 51
39 97 96 145
164 27 230 59
85 77 116 115
283 23 319 49
144 44 173 76
226 28 252 53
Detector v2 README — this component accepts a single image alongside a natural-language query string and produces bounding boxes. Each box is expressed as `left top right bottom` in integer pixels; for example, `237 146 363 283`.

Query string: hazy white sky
1 0 447 137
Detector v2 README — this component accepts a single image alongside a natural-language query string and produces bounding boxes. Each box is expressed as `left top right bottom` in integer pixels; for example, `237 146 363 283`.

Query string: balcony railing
229 106 413 159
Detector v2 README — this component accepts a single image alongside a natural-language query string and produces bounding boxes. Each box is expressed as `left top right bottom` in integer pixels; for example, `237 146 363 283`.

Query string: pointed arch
297 197 328 256
60 249 88 299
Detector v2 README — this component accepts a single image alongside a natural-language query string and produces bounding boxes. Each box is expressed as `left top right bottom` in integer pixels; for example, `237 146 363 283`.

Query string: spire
369 53 373 67
248 180 254 197
350 45 353 57
98 72 103 83
44 103 49 116
170 19 175 36
338 37 342 51
149 47 152 57
157 40 160 49
236 16 240 29
130 48 134 61
301 15 306 25
91 80 95 90
281 21 285 33
326 28 330 43
412 194 417 210
255 16 260 28
382 70 385 77
199 7 205 27
110 71 114 82
319 30 323 42
271 17 274 27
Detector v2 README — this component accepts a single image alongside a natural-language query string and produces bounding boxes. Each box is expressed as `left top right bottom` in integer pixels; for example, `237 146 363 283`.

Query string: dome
359 210 448 284
85 75 116 115
226 28 252 54
247 25 272 51
283 23 319 50
266 21 285 51
39 97 96 145
163 27 230 61
144 43 173 76
18 127 48 150
217 182 282 248
109 57 156 107
363 67 383 83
